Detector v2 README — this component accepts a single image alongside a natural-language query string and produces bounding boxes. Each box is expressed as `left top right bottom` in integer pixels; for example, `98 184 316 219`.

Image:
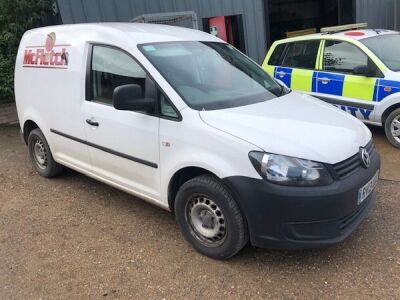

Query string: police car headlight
248 152 333 186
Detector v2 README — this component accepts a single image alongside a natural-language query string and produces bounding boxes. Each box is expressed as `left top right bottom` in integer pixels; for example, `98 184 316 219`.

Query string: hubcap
186 195 226 246
391 115 400 143
33 139 47 169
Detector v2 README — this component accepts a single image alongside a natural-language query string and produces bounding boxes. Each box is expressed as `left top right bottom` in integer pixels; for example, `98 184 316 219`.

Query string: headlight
248 152 333 186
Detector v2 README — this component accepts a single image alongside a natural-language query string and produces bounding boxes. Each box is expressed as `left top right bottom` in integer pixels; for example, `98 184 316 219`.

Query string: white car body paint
200 92 371 164
15 23 372 211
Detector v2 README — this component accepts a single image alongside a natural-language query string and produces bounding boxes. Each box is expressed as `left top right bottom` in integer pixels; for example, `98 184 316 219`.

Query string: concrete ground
0 124 399 299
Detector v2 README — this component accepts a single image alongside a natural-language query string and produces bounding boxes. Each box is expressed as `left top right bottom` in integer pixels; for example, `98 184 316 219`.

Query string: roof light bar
320 23 368 34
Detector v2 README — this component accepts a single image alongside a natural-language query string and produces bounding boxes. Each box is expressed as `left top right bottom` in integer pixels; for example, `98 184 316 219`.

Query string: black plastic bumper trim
223 150 380 249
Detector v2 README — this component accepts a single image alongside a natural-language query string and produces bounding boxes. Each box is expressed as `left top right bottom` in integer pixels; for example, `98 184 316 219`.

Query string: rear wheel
174 175 248 259
28 128 64 177
384 108 400 148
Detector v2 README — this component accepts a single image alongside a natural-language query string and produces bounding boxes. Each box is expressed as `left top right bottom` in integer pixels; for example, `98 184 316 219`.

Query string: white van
15 24 380 259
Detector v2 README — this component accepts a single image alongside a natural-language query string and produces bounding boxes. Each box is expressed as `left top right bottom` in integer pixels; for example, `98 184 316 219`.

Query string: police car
262 23 400 148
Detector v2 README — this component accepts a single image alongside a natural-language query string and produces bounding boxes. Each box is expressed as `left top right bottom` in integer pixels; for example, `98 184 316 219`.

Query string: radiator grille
332 140 374 179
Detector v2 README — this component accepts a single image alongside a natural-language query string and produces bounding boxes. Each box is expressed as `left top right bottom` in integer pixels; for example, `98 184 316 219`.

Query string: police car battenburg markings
263 23 400 148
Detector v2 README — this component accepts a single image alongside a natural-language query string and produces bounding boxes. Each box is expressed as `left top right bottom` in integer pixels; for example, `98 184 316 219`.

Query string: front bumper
223 149 380 249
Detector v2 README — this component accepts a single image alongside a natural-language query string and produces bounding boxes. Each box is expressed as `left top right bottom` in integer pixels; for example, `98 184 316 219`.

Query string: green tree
0 0 51 100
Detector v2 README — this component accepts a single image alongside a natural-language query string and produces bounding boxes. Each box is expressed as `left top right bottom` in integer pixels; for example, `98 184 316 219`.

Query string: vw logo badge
359 147 371 168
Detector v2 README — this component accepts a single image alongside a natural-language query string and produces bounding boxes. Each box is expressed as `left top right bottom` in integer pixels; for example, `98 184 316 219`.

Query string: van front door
83 45 160 202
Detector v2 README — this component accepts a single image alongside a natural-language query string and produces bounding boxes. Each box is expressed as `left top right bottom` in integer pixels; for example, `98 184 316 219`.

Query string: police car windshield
139 41 284 110
362 34 400 71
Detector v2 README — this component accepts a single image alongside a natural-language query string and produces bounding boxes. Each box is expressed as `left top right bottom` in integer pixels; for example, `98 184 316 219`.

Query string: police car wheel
384 108 400 149
28 128 65 177
174 174 248 260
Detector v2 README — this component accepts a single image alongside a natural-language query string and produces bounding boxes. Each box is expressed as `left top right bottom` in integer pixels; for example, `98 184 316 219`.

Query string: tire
384 108 400 149
27 128 65 177
174 174 248 259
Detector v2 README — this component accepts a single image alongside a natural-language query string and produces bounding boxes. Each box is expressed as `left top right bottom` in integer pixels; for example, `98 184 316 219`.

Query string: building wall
356 0 399 30
396 0 400 31
56 0 268 63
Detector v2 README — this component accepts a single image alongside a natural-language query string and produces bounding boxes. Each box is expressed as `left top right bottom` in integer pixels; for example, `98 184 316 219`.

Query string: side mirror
353 65 376 77
113 84 155 113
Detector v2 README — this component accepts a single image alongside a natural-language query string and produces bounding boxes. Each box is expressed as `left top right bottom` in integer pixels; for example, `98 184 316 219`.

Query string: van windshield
361 34 400 71
139 42 284 110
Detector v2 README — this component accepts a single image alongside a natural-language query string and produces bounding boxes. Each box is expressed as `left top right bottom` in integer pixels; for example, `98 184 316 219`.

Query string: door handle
318 77 331 84
86 119 99 127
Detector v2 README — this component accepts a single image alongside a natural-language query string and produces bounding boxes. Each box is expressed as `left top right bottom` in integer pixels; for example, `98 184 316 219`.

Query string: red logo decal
45 32 56 51
23 32 70 69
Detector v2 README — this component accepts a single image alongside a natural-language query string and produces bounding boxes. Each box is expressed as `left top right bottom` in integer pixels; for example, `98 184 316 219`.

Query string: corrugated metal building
56 0 400 63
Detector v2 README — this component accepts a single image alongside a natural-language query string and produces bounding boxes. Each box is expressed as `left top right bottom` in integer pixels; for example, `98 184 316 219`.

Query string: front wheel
384 108 400 148
174 175 248 259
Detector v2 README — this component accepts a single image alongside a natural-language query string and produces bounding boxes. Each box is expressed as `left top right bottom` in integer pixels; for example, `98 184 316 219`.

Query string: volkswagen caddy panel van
15 24 380 259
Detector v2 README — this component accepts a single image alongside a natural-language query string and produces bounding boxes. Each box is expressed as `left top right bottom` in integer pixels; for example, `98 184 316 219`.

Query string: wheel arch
22 119 40 144
382 103 400 125
167 166 217 212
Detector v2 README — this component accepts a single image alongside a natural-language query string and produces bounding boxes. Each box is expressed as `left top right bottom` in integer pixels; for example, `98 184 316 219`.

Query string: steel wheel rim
186 195 226 247
32 139 47 169
391 115 400 143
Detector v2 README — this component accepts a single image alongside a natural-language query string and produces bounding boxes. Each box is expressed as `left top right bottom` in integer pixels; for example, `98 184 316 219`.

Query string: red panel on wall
208 16 227 42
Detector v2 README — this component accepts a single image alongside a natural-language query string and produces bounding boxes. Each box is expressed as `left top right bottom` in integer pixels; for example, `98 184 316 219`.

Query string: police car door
273 40 321 94
315 40 378 122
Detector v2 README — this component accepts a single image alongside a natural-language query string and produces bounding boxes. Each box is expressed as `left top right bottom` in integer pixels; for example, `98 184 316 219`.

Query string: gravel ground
0 124 399 299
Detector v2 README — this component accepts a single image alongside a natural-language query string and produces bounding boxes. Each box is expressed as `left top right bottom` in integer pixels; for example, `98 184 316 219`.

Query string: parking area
0 124 399 299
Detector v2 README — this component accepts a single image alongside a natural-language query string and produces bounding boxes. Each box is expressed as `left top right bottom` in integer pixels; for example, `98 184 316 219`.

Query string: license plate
357 170 379 205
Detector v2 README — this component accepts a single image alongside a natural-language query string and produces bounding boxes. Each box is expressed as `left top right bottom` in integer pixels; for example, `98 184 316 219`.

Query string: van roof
25 23 220 45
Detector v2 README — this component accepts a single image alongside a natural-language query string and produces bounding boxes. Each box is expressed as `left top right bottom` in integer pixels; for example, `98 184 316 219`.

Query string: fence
131 11 198 30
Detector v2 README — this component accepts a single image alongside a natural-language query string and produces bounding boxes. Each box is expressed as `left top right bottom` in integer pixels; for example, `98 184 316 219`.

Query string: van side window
90 46 147 105
160 93 179 118
281 40 320 69
146 74 178 119
323 40 368 74
268 44 286 65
